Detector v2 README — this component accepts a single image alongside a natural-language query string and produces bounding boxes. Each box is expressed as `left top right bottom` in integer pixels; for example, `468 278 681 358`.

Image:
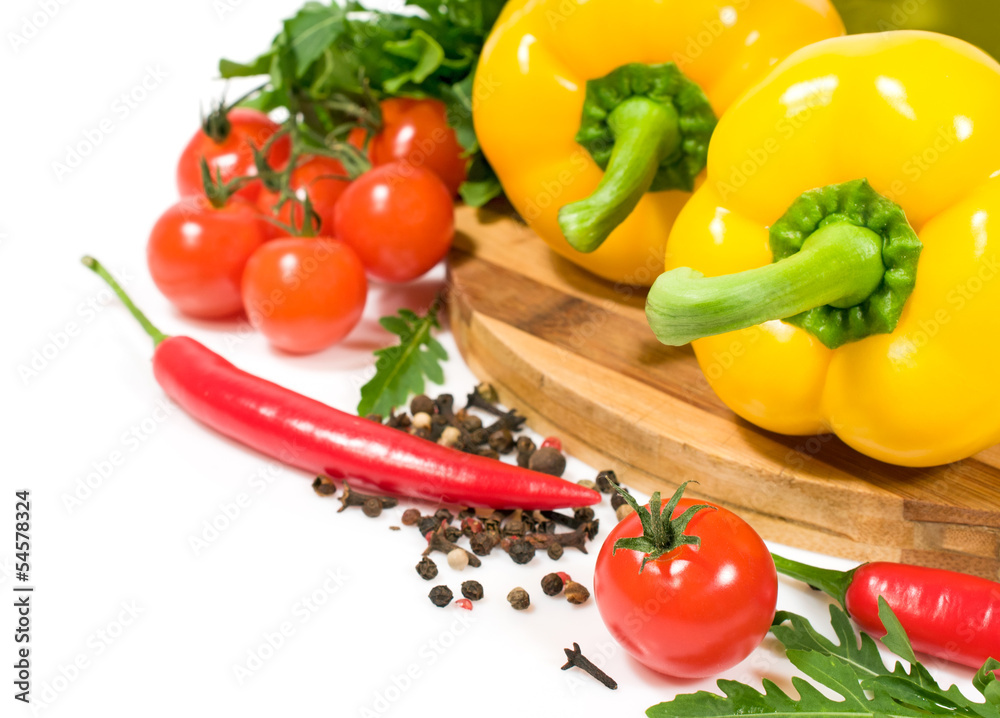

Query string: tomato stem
80 256 168 347
609 480 715 573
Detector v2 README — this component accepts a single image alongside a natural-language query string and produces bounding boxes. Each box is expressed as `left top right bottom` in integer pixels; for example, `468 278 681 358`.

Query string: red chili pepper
772 553 1000 669
82 257 600 511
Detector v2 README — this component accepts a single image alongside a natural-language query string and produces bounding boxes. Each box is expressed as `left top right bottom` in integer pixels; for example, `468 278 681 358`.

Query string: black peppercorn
507 587 530 610
470 532 498 556
547 543 564 560
610 492 629 511
434 508 454 524
488 428 515 454
416 557 438 581
508 538 535 565
444 526 462 543
528 447 566 477
401 508 421 526
417 516 439 535
595 470 617 494
461 580 484 601
515 436 536 468
541 572 564 596
429 585 453 607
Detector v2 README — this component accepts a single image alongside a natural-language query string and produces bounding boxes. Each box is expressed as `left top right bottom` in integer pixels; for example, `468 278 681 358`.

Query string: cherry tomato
147 197 267 319
370 98 466 196
256 155 350 238
334 162 454 283
241 238 367 354
177 108 290 202
594 493 777 678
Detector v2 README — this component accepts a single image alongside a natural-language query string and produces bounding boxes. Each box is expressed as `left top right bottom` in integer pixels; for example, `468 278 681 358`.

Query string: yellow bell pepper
473 0 844 285
647 30 1000 467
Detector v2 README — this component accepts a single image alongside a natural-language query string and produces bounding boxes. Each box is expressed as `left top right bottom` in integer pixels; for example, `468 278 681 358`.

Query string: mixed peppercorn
319 385 633 612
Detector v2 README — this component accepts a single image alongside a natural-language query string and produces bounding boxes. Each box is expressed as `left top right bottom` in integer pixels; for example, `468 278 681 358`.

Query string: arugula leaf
357 301 448 417
647 603 1000 718
282 2 346 77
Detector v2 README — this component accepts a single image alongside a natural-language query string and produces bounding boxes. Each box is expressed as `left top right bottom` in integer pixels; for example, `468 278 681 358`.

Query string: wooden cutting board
446 203 1000 580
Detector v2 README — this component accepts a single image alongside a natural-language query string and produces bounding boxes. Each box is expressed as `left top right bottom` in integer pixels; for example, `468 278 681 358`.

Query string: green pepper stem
80 256 168 347
559 97 680 253
646 222 885 346
771 553 857 610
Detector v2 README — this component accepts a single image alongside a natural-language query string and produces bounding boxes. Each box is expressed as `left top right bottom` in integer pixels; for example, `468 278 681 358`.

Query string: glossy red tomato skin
177 108 290 202
240 238 367 354
147 197 267 319
594 498 777 678
334 163 454 283
371 98 466 196
256 155 350 238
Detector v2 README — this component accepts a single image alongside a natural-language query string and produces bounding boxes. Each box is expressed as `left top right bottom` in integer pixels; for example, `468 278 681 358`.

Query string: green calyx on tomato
611 481 716 572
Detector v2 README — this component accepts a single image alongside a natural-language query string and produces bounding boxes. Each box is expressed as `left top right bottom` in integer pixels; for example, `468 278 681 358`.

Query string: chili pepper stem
646 221 885 346
770 552 856 610
80 256 169 347
558 97 680 253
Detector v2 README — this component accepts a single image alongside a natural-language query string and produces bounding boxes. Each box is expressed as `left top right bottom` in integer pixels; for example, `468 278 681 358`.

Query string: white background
1 0 981 715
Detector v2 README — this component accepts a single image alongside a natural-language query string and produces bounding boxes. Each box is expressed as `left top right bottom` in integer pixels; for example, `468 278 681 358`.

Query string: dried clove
433 394 456 423
364 413 384 424
461 580 484 601
444 526 462 543
386 411 411 431
312 476 336 496
423 525 482 568
465 383 504 416
507 587 530 610
338 483 398 513
561 643 617 689
428 585 453 607
483 409 527 435
416 556 438 581
541 510 581 530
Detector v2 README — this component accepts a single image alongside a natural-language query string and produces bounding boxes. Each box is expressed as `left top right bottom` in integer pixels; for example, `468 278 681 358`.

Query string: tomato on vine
256 155 351 238
594 482 777 678
369 98 467 196
177 107 290 202
241 238 367 354
334 162 454 283
147 195 267 319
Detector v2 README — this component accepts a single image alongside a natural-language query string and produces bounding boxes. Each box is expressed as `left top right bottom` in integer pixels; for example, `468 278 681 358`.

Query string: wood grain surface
446 203 1000 579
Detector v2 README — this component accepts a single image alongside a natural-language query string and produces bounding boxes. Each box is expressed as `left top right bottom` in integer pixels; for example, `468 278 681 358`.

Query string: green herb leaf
383 30 446 93
215 0 508 203
283 2 346 78
357 301 448 417
648 604 1000 718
